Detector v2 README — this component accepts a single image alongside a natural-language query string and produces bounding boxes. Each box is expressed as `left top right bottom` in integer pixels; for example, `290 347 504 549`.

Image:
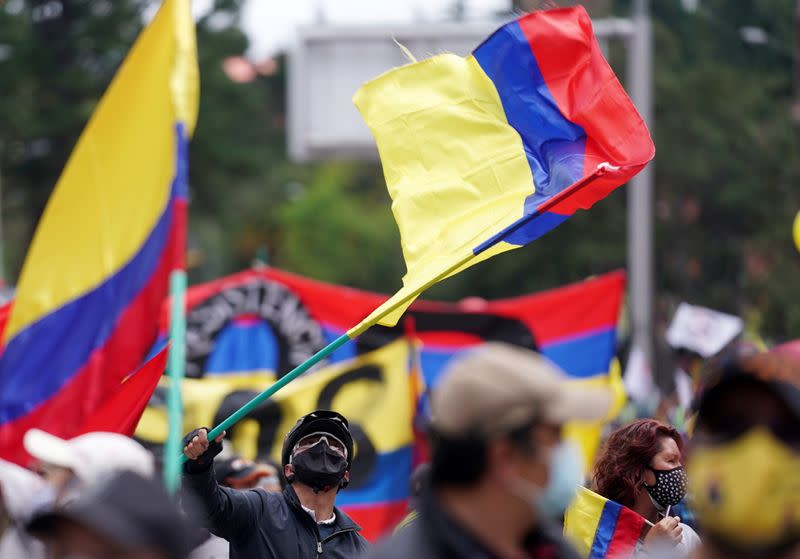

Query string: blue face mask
538 441 583 518
508 441 584 520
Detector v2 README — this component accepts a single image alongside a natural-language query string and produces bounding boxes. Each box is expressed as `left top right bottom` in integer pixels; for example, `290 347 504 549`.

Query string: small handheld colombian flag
351 6 654 333
565 487 648 559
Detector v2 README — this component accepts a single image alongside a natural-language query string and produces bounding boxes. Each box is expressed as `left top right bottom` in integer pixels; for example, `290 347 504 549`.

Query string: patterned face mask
644 466 688 509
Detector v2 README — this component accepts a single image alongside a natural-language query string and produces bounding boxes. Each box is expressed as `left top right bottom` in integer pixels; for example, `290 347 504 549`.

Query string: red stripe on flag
606 506 647 559
517 8 653 214
487 270 625 344
77 346 168 436
341 500 409 542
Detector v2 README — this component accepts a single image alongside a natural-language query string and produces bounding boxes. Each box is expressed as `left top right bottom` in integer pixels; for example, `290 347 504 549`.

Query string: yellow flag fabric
566 487 610 557
349 54 530 333
4 0 198 341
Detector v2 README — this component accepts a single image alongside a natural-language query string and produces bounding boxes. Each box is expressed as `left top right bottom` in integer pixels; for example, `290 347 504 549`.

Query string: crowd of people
1 339 799 559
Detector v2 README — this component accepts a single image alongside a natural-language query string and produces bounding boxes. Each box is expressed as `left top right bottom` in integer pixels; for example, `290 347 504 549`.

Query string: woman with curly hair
591 419 700 556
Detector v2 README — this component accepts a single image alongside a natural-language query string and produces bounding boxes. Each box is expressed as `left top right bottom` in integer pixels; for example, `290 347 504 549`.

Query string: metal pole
453 0 466 20
0 142 5 286
627 0 654 368
794 0 800 120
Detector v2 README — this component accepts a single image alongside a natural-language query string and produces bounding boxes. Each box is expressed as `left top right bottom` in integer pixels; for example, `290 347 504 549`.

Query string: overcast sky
239 0 510 59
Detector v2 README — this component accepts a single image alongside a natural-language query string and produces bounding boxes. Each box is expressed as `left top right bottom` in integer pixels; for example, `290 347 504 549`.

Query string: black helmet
282 410 354 470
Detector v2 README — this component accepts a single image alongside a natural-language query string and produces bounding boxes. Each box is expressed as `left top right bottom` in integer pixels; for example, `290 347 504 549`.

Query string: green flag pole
163 124 191 492
179 332 350 464
164 269 188 491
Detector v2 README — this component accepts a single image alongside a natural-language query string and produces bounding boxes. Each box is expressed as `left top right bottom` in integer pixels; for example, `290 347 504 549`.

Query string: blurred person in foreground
576 419 700 556
28 470 190 559
392 462 430 534
365 342 615 559
0 459 47 557
22 429 155 507
688 349 800 559
183 410 368 558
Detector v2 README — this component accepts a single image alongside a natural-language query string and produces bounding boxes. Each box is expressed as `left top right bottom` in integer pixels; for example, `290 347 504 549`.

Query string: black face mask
644 466 687 509
291 441 348 492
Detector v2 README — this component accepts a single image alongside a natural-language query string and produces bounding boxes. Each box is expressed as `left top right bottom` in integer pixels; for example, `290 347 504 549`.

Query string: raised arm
182 428 262 542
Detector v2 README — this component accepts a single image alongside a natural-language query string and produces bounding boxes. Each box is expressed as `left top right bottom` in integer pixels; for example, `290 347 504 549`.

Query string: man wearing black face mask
182 410 368 558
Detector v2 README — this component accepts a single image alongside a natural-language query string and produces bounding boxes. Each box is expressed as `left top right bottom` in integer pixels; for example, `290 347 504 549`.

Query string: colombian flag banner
351 6 654 331
565 487 648 559
0 0 198 463
150 267 624 388
137 341 414 541
145 267 625 472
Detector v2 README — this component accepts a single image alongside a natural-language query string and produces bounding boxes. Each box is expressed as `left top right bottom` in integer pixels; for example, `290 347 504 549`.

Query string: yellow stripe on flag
5 0 198 342
564 486 607 557
350 53 536 332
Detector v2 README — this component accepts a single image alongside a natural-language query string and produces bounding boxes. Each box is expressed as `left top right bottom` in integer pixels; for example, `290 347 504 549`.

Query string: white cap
23 429 155 482
0 458 47 518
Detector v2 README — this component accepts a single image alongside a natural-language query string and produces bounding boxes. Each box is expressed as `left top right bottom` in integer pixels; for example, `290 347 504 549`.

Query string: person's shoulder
242 488 290 521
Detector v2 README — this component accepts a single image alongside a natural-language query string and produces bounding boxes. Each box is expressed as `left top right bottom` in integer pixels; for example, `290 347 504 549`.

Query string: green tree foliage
0 0 149 274
640 0 800 339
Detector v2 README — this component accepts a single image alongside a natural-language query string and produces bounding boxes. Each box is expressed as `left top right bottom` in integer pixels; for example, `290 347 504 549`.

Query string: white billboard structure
288 18 634 161
287 2 655 371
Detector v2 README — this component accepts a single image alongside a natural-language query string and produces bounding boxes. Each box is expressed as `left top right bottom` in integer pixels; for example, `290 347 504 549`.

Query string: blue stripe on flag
204 321 280 375
589 500 622 559
0 194 175 425
472 20 587 213
540 327 617 378
474 210 571 253
336 446 412 506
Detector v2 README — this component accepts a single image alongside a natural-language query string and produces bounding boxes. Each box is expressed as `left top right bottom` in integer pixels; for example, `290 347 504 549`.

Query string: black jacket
364 487 582 559
183 462 368 559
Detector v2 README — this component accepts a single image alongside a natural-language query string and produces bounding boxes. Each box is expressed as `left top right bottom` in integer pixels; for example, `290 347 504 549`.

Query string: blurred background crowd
0 0 799 558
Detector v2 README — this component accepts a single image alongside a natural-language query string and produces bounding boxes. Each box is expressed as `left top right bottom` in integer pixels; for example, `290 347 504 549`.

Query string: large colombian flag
350 6 654 334
565 487 648 559
0 0 198 464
